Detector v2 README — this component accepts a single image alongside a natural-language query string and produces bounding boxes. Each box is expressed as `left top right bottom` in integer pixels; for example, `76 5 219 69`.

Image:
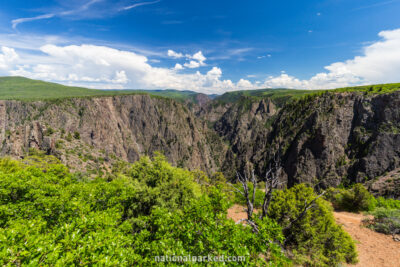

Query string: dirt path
227 204 248 223
227 206 400 266
334 211 400 267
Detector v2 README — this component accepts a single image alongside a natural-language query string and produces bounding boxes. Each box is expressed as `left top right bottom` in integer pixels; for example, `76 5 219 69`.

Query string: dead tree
229 153 282 233
260 153 282 220
229 150 325 239
237 170 257 219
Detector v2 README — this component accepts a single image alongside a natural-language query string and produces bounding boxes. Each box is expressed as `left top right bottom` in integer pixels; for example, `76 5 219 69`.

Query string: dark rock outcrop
1 90 400 197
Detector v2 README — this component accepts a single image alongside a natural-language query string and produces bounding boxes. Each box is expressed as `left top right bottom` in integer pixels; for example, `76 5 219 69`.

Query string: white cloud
183 51 207 68
121 0 161 11
237 79 253 88
174 63 184 70
0 47 18 70
11 0 102 29
167 49 184 59
191 51 206 63
1 28 400 93
12 14 55 30
184 60 201 69
0 44 246 94
169 50 206 69
261 28 400 89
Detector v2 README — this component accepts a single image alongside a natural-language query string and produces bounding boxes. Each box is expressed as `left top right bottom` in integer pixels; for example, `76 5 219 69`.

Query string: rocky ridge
1 90 400 197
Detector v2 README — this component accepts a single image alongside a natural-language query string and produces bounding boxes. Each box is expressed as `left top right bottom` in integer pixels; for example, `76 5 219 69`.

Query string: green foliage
325 184 376 212
45 127 55 136
73 131 81 140
65 132 73 141
375 196 400 209
125 154 202 215
268 184 358 266
363 197 400 236
366 208 400 235
209 171 227 186
232 182 265 208
216 88 324 107
0 76 210 102
132 187 289 266
0 155 290 266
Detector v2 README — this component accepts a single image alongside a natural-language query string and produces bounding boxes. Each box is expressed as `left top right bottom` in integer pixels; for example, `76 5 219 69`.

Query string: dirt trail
227 206 400 266
227 204 248 223
334 212 400 267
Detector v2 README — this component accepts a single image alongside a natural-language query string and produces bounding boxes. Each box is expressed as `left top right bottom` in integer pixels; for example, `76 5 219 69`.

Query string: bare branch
283 191 326 233
227 183 245 196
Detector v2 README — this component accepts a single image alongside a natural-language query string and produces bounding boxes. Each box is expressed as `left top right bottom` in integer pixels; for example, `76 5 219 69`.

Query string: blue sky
0 0 400 93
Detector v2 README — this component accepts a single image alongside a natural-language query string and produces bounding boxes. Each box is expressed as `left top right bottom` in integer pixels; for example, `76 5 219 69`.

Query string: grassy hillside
216 88 324 107
0 76 204 102
216 83 400 107
2 76 399 104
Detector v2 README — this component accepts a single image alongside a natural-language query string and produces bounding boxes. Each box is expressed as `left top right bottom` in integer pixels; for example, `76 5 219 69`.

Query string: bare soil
227 204 248 223
334 211 400 267
226 206 400 266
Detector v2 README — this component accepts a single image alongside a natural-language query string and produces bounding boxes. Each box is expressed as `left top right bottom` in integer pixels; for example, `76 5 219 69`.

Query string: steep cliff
209 90 400 197
1 80 400 197
0 95 226 175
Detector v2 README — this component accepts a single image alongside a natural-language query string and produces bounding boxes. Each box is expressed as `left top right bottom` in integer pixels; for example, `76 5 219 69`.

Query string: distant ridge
0 76 214 102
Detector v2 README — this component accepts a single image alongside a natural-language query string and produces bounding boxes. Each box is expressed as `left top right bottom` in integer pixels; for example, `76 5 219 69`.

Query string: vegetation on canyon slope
0 154 359 266
0 76 201 102
1 77 400 265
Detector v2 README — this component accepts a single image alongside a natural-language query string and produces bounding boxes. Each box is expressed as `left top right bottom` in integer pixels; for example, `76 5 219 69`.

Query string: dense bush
0 156 289 266
366 208 400 235
132 187 289 266
365 197 400 237
232 182 265 208
325 184 376 212
267 184 358 266
326 184 400 237
375 196 400 209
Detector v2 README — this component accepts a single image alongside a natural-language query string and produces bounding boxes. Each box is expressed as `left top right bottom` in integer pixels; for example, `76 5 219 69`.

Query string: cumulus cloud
2 28 400 93
167 49 184 59
191 51 206 63
0 47 18 69
261 28 400 89
168 50 206 69
184 60 201 69
1 44 245 93
173 63 184 70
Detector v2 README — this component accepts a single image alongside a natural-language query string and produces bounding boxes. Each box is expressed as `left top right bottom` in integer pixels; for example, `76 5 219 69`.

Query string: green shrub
375 196 400 209
367 208 400 235
45 127 54 136
325 184 375 212
73 131 80 140
0 155 290 266
132 187 290 266
65 132 73 141
268 184 358 266
233 182 265 208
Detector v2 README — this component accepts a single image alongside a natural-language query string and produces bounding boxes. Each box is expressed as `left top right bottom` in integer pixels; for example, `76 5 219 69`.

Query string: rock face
208 91 400 197
0 95 226 175
1 91 400 197
274 92 400 192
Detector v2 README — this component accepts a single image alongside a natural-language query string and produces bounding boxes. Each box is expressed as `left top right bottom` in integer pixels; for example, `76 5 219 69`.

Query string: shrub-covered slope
0 155 357 266
2 76 400 195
